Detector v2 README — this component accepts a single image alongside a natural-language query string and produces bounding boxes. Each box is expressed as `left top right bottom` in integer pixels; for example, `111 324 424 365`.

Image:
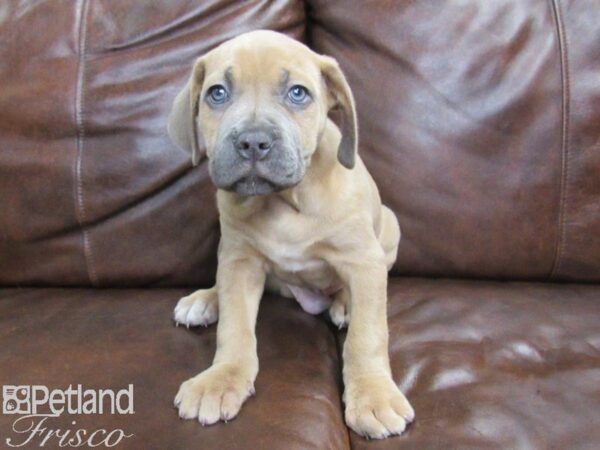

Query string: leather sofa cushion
2 279 599 448
308 0 600 282
346 277 600 449
0 288 349 449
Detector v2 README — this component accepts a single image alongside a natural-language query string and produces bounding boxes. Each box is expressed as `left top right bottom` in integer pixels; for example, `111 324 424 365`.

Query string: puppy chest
245 200 333 275
262 241 326 273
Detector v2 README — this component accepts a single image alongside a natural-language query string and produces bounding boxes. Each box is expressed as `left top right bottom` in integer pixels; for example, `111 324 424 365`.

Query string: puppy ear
320 56 358 169
168 59 205 166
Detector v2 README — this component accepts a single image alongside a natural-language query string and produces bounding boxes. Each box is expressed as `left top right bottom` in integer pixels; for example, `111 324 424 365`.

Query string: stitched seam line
74 0 98 286
549 0 570 279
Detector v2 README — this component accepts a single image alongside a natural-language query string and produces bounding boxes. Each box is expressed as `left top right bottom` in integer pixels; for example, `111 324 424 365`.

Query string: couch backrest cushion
0 0 305 287
3 1 598 286
307 0 600 282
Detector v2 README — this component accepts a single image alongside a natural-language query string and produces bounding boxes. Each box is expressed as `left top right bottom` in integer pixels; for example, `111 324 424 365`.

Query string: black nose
235 129 273 161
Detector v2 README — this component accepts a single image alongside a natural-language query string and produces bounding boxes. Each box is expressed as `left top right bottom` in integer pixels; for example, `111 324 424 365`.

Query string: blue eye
207 85 229 104
287 85 310 105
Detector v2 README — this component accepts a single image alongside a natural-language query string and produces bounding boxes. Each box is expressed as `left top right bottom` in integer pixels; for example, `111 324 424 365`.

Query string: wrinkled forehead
203 40 322 93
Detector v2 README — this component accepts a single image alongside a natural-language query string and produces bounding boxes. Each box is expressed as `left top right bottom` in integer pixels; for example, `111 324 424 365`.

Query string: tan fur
170 30 414 439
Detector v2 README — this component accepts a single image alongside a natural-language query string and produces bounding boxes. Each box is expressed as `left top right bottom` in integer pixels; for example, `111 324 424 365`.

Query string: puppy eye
287 85 310 105
206 85 229 105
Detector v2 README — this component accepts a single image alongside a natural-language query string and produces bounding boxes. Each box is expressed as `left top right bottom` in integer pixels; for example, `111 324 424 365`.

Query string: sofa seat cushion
347 277 600 449
0 289 349 450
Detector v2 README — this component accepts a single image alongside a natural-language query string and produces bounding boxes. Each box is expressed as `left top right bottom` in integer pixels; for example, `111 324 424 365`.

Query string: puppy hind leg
378 206 401 271
174 286 219 327
329 287 350 329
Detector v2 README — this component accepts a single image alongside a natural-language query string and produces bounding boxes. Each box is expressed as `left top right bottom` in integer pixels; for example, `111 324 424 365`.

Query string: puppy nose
235 129 273 161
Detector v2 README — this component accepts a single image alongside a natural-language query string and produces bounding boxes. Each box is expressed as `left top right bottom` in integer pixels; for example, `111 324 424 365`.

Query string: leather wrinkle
100 0 240 52
84 163 198 234
315 16 520 138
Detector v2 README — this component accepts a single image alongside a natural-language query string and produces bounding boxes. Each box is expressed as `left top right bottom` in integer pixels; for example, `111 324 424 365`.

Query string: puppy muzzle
209 124 305 196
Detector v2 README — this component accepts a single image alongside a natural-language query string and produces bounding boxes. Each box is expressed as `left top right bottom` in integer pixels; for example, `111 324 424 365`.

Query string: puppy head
168 30 357 196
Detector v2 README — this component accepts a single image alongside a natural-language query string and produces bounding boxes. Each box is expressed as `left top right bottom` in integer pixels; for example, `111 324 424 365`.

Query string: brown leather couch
1 1 599 449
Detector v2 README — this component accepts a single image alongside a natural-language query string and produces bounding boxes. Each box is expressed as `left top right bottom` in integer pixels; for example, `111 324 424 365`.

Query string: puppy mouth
225 165 303 195
209 140 305 195
230 175 281 196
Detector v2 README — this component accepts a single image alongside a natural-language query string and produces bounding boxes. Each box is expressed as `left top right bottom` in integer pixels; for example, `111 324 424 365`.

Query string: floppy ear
167 59 205 166
320 56 358 169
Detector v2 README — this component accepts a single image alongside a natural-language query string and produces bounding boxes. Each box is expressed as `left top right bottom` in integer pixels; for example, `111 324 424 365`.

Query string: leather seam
74 0 98 286
549 0 570 280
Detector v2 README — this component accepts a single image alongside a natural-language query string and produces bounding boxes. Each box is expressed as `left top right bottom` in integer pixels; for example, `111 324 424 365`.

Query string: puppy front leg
338 259 414 439
175 245 266 425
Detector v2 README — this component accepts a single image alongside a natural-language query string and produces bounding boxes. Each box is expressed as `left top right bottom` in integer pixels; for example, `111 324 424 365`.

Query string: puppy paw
174 289 218 327
329 288 350 329
174 364 255 424
329 296 349 329
344 375 414 439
